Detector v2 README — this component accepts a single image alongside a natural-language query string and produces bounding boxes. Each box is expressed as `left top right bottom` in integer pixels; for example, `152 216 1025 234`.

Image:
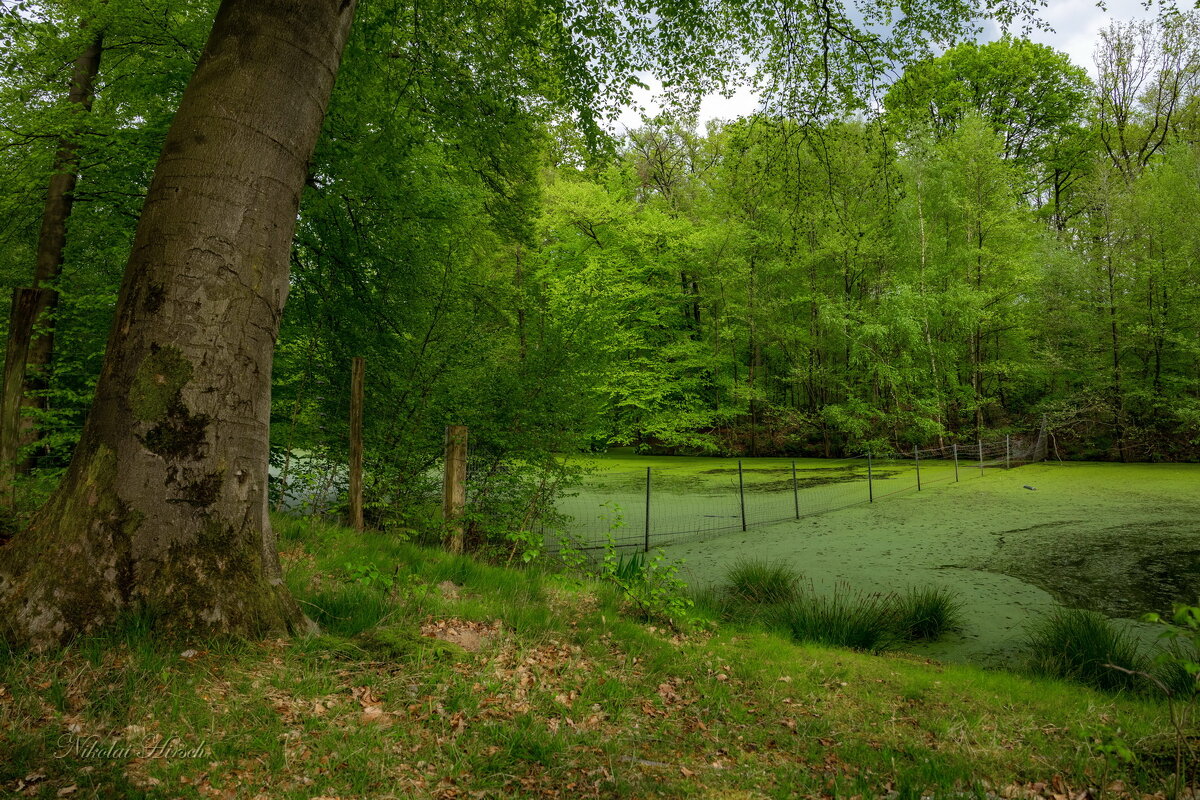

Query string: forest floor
0 516 1192 799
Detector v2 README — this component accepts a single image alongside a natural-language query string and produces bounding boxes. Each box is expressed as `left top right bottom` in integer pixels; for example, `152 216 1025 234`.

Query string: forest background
1 0 1198 547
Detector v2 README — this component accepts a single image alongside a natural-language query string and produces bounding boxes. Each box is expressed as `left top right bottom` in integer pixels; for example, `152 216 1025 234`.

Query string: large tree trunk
0 31 103 502
0 0 357 648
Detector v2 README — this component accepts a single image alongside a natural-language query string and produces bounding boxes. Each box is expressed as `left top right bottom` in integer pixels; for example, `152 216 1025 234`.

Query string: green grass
771 584 902 653
1024 608 1150 693
722 557 801 605
0 515 1183 799
893 585 965 641
707 561 964 653
1154 638 1200 699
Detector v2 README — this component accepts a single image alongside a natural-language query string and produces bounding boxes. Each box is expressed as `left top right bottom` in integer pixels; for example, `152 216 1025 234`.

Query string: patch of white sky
612 0 1165 133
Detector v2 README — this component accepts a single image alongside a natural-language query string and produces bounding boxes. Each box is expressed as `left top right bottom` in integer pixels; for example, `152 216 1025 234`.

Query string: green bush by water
771 585 901 653
893 586 964 641
722 558 801 606
708 561 965 652
1024 608 1148 693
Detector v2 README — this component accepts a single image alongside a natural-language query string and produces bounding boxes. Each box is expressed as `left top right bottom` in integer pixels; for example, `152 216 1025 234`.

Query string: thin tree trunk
0 31 103 499
0 0 357 648
514 244 526 361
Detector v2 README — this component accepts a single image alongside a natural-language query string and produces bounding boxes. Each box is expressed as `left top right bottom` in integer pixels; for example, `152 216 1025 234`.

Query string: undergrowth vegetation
0 520 1189 798
1024 609 1151 694
699 558 965 654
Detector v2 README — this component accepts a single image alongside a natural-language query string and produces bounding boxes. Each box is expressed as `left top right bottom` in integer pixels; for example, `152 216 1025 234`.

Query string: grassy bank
0 517 1186 799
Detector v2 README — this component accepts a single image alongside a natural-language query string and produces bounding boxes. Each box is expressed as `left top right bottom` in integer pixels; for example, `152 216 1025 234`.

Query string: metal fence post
978 439 984 477
644 466 651 553
953 442 959 482
1006 435 1011 469
914 445 921 491
792 459 799 519
738 460 747 531
867 453 874 502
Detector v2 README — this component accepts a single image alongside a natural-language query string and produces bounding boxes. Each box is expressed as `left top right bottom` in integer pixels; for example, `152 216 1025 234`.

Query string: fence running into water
549 432 1047 554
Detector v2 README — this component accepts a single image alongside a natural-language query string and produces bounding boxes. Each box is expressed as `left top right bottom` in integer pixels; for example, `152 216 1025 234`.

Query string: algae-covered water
561 456 1200 666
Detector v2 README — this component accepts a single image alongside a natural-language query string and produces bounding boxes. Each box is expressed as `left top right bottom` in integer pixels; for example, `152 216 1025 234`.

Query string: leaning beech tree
0 0 1057 648
0 0 356 645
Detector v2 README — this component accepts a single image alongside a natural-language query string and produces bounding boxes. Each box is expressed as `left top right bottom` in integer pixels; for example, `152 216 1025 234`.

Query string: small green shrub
773 585 900 653
1142 604 1200 798
592 540 696 630
722 558 801 606
345 561 399 590
893 586 964 641
1024 608 1148 693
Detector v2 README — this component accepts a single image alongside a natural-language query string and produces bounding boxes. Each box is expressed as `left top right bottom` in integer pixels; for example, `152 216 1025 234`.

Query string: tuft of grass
305 583 396 636
1024 608 1149 693
612 551 645 584
1150 638 1200 699
893 586 964 641
722 557 801 606
772 585 900 653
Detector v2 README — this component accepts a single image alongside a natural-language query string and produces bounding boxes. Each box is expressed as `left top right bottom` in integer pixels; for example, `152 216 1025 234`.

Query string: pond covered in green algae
565 457 1200 666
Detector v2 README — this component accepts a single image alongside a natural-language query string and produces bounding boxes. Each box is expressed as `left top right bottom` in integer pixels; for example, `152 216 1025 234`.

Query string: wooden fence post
444 424 468 553
349 356 365 531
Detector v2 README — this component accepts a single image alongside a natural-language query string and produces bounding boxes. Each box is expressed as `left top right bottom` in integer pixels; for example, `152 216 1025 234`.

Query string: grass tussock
722 557 801 605
706 559 964 653
1024 608 1149 693
771 585 901 653
893 585 965 641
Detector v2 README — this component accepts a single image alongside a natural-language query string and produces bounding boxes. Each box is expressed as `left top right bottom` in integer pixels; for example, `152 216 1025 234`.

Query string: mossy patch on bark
165 466 223 507
130 344 193 423
141 400 209 460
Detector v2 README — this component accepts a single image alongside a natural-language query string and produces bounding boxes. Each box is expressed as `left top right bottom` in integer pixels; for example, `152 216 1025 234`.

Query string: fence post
867 452 874 502
1006 434 1011 470
914 445 921 491
349 356 365 532
738 459 746 531
644 466 651 553
953 442 959 482
978 439 984 477
443 424 468 554
791 459 799 519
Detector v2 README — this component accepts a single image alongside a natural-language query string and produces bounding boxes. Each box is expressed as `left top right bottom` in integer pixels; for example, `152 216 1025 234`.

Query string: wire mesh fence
548 429 1048 554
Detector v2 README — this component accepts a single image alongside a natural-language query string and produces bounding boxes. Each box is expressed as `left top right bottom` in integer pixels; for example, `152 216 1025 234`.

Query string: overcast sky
614 0 1165 131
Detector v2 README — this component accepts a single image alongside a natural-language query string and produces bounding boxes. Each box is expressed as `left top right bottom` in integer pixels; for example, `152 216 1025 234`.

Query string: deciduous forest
1 1 1199 795
3 3 1198 545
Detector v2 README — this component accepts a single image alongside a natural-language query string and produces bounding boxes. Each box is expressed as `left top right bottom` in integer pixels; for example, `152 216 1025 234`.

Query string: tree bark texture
0 0 357 648
0 32 103 498
0 289 55 506
348 356 364 532
443 426 467 555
